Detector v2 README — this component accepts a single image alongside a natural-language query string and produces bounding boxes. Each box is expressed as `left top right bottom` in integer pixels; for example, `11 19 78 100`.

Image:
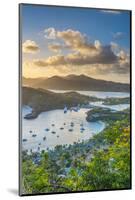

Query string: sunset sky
21 4 130 83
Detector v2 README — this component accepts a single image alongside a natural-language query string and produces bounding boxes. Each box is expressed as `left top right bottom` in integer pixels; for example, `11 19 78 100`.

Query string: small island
86 107 130 122
103 97 130 105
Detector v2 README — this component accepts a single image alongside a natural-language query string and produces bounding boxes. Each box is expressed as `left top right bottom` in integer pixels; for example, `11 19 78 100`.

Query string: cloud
23 40 39 54
44 27 57 39
48 43 63 53
101 10 121 14
66 45 118 65
33 28 130 75
110 42 121 55
44 28 98 55
33 44 127 67
57 29 98 55
112 32 125 40
34 55 66 66
110 42 119 49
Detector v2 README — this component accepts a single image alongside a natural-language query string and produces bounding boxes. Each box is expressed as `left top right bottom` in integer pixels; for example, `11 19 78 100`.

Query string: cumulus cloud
33 44 127 67
110 42 121 55
33 28 130 75
44 28 98 55
110 42 119 49
44 27 57 39
23 40 39 54
48 43 63 53
67 45 118 65
34 55 66 66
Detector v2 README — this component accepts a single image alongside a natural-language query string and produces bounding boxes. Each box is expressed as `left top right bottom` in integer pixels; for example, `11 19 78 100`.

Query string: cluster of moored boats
22 121 86 144
23 105 84 143
64 105 80 113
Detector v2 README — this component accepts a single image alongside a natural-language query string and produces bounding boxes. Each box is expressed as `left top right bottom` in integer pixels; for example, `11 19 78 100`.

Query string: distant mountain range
23 74 130 92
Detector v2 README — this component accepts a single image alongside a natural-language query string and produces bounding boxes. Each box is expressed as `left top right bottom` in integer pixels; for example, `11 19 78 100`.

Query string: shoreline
23 100 130 120
22 87 130 120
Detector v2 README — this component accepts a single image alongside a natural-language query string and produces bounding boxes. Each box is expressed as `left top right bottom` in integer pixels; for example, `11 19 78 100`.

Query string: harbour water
22 91 130 153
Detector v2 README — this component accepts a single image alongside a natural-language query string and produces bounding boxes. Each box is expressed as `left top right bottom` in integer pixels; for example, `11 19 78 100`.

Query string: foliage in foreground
22 119 131 194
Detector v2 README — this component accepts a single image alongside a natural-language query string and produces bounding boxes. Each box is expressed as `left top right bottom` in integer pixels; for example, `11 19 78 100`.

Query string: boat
70 105 80 112
32 134 37 137
73 107 79 112
52 131 56 134
33 156 41 165
68 129 73 132
43 136 46 141
45 128 49 131
70 122 74 127
22 139 27 142
64 106 68 113
80 127 85 131
60 127 64 130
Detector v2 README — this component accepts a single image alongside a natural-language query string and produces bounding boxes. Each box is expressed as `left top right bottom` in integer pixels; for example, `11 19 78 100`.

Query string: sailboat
80 127 85 131
64 105 68 113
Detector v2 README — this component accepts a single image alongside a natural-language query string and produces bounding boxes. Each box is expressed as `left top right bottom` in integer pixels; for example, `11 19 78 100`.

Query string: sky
21 4 131 83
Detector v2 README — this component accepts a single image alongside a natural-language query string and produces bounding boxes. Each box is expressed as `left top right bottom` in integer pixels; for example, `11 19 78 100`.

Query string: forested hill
22 86 98 119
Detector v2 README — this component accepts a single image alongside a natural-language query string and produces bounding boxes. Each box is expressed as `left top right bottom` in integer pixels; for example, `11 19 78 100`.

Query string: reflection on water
22 108 105 152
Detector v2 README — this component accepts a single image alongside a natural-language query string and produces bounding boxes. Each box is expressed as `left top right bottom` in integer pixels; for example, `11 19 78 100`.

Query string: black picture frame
19 3 132 196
